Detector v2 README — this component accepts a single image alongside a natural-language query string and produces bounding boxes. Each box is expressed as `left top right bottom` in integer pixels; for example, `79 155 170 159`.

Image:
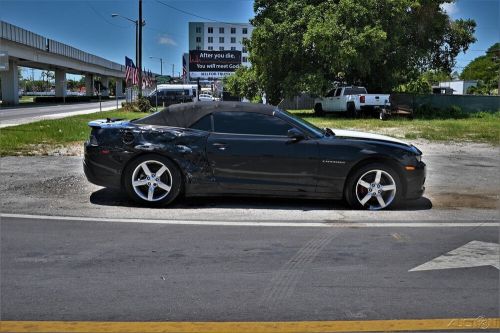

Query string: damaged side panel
86 121 214 192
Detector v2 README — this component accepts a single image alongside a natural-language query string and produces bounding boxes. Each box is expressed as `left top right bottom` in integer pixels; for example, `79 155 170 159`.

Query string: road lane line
1 213 499 228
1 318 499 332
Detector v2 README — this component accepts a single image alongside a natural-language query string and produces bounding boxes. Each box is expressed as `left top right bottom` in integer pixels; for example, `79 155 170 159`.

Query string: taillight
360 95 366 103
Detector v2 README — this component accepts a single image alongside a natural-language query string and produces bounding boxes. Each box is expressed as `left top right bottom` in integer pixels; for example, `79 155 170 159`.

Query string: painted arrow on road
409 241 499 272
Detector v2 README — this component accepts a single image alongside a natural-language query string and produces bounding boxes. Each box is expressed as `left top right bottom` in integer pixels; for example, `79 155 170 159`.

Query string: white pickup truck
314 86 390 118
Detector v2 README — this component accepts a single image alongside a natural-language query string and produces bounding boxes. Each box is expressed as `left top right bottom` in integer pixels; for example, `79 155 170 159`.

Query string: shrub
121 97 153 112
413 104 468 119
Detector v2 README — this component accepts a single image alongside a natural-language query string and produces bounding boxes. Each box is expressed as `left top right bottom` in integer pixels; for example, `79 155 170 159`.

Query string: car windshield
278 109 325 138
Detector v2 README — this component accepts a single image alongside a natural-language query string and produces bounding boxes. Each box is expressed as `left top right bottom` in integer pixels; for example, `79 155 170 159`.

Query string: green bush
413 104 468 119
121 97 153 112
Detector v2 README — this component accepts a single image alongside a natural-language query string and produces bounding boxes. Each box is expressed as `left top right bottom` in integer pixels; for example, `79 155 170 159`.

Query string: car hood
329 128 411 147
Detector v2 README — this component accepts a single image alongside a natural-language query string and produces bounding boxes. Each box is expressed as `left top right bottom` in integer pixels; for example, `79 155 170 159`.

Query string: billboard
189 50 241 79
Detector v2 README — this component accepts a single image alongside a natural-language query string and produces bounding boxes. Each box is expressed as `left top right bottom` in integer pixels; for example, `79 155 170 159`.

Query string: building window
231 27 236 34
230 37 236 43
242 56 248 63
242 47 247 53
196 45 201 50
208 36 213 43
242 27 248 34
219 46 224 51
242 37 248 43
208 27 213 33
231 46 236 51
196 36 201 43
195 26 201 33
219 27 224 34
208 46 213 50
219 37 224 43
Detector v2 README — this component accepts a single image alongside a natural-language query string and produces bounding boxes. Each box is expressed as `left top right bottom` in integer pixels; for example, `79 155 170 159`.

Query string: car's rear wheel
124 154 182 206
314 103 325 116
344 163 402 210
347 102 358 118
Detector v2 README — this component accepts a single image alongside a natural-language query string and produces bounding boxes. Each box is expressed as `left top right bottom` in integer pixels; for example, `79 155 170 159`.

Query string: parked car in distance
314 86 390 118
198 93 215 101
84 102 426 210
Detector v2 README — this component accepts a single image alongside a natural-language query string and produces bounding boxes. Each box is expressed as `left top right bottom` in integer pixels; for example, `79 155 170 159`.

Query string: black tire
314 103 325 116
379 108 389 121
344 163 403 210
123 154 182 207
347 102 358 118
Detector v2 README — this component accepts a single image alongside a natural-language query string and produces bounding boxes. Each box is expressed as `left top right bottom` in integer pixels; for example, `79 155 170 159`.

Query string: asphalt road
1 215 498 325
0 99 123 127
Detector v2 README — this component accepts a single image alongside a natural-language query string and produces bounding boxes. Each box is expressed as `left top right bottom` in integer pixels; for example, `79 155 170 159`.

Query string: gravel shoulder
0 140 498 222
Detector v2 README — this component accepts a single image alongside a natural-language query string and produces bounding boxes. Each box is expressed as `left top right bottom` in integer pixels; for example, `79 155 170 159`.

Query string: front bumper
404 161 426 200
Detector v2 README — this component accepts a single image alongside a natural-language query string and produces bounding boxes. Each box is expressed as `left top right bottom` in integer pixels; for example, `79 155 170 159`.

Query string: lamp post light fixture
149 56 163 76
111 3 145 96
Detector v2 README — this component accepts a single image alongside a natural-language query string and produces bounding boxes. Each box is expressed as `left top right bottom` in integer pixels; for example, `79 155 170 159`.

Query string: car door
332 88 343 111
206 111 320 194
323 89 336 111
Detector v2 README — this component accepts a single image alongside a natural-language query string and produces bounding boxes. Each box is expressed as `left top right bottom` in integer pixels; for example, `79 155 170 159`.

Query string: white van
148 84 198 107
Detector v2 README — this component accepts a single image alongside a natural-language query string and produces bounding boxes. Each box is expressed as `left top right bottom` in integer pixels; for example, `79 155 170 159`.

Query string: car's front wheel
123 154 182 206
344 163 402 210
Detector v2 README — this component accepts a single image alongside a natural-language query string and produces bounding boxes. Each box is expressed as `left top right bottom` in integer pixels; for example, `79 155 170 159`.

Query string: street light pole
149 56 163 76
138 0 143 97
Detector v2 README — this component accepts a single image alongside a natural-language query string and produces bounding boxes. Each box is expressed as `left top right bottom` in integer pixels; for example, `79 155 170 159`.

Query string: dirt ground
0 140 498 222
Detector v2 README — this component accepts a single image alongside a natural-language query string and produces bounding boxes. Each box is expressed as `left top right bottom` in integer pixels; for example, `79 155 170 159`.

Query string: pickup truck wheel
347 103 358 118
314 103 325 116
379 108 389 121
124 154 182 207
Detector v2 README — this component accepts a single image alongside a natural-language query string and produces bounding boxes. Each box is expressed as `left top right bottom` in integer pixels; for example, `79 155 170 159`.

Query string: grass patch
290 110 500 145
0 110 148 156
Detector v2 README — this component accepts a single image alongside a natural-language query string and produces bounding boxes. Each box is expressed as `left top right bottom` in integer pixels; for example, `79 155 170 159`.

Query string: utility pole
172 64 175 77
138 0 143 97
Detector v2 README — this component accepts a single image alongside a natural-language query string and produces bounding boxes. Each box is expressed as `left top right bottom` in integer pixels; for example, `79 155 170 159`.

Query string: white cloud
440 2 459 16
158 35 177 46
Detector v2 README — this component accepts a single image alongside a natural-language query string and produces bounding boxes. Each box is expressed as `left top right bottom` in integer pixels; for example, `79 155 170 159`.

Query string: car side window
325 89 336 97
335 89 342 96
190 115 212 132
213 112 292 136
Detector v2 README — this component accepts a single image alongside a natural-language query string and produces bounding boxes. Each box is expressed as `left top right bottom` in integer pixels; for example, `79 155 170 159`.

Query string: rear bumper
404 161 426 200
83 143 123 189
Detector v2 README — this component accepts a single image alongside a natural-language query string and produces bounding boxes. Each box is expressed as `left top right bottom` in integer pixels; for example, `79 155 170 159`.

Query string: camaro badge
322 160 346 164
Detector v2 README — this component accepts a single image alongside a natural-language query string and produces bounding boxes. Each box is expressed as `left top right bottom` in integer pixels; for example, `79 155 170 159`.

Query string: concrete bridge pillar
0 59 19 105
55 69 67 98
100 76 109 97
85 74 94 96
115 78 124 97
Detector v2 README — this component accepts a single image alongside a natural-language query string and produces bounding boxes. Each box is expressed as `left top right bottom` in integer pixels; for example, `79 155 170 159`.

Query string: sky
0 0 498 81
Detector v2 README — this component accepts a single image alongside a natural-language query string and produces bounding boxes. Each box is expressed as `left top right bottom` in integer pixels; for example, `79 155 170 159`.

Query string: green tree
224 66 261 101
460 43 500 95
244 0 476 104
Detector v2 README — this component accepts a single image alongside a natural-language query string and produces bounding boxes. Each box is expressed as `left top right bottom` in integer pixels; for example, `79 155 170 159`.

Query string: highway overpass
0 21 126 105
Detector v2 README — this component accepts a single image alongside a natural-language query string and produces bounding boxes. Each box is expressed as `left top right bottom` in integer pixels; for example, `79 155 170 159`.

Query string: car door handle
212 143 228 151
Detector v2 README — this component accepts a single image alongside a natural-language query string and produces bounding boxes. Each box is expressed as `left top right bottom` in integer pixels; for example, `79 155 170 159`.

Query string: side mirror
287 128 305 142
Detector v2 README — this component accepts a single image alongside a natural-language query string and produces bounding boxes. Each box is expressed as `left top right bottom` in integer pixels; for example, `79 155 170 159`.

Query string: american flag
125 57 138 85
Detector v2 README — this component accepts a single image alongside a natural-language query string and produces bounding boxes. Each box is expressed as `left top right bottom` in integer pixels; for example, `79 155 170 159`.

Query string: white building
437 80 478 95
188 22 253 69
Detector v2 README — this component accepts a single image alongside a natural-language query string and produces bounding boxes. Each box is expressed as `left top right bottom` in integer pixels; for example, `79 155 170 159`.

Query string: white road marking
409 241 500 271
1 213 499 228
0 105 118 128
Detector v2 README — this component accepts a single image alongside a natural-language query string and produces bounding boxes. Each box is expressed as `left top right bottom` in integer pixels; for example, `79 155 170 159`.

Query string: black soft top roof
134 101 277 128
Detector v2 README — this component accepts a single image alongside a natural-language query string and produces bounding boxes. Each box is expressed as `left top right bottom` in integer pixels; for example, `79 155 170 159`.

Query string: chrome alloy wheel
131 160 172 202
355 169 396 210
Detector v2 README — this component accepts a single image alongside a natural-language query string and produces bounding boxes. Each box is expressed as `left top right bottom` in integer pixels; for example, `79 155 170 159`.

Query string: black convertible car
84 102 425 210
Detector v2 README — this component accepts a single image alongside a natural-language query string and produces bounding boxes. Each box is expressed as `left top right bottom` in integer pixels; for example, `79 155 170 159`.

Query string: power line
154 0 249 25
84 1 131 29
